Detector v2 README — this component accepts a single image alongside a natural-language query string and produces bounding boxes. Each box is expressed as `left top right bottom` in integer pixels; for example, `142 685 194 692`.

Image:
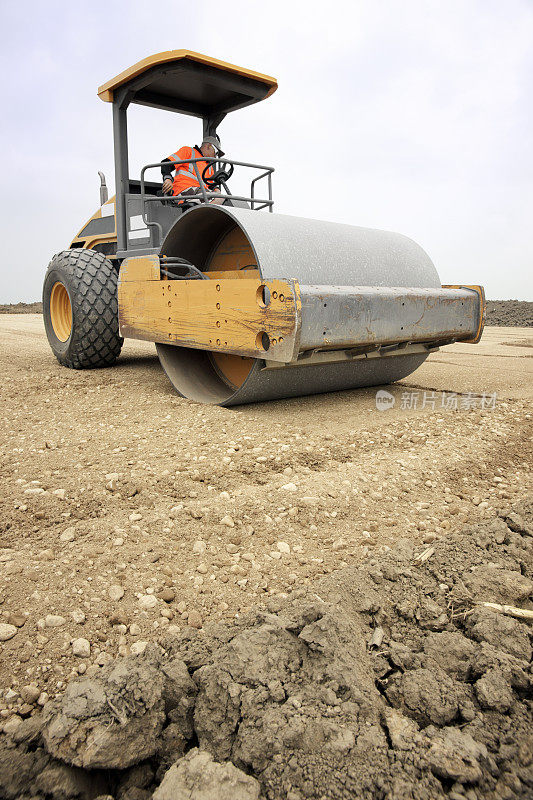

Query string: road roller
42 50 485 406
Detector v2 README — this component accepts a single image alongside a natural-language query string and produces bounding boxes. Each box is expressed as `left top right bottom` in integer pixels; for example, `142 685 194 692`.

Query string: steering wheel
201 159 234 189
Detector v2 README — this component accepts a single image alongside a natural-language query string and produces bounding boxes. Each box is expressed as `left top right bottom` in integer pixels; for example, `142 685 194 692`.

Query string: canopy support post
112 88 132 254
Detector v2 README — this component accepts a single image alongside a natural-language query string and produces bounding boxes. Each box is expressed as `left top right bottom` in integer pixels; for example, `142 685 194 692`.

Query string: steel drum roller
155 205 446 406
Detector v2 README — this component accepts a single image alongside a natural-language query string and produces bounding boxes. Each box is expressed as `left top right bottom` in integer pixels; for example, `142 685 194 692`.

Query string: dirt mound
485 300 532 327
0 500 531 799
0 302 42 314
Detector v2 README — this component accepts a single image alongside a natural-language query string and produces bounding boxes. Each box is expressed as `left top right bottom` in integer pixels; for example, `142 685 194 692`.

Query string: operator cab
96 50 277 258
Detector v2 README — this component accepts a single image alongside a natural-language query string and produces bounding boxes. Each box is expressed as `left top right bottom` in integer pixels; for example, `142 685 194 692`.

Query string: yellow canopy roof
97 50 277 116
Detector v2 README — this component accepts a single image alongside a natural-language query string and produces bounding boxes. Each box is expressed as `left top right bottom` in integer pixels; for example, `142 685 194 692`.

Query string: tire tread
43 249 123 369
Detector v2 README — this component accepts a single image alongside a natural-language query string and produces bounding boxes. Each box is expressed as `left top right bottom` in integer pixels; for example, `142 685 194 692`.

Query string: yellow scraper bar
118 256 300 361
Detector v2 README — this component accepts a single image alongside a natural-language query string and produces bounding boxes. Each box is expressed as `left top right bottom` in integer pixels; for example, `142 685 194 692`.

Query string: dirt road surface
0 315 531 717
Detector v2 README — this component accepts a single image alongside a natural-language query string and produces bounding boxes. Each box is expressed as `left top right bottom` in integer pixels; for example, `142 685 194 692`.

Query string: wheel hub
50 282 72 342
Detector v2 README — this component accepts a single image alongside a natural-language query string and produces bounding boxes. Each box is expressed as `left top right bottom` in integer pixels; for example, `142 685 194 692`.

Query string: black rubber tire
42 249 123 369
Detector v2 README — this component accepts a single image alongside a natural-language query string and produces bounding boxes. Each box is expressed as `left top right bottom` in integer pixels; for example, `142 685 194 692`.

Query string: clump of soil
0 500 531 799
485 300 532 327
0 302 42 314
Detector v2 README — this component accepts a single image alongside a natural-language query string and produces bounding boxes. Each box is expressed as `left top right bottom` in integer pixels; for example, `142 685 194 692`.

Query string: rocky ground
2 299 532 327
0 316 531 798
0 501 531 799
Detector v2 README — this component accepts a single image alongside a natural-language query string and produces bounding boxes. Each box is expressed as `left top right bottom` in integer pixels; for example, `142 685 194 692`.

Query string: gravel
71 638 91 658
0 624 17 642
139 595 158 610
108 585 125 601
20 685 40 704
43 615 66 629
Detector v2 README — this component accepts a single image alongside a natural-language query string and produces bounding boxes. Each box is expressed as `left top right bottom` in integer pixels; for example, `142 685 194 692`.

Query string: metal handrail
141 193 274 205
250 169 272 211
139 158 275 247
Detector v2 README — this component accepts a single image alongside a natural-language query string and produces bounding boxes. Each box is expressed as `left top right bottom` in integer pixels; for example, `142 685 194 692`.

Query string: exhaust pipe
98 171 109 206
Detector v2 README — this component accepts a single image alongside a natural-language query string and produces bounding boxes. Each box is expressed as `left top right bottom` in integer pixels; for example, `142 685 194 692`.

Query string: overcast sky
1 0 532 302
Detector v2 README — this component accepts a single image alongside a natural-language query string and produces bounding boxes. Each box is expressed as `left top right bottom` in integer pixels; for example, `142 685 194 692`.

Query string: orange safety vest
167 145 214 198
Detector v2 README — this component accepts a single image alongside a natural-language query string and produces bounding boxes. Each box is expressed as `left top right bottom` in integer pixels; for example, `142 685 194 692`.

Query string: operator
161 135 225 205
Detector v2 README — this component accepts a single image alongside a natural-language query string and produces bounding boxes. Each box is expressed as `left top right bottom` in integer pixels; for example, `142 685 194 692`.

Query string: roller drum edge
156 344 428 407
